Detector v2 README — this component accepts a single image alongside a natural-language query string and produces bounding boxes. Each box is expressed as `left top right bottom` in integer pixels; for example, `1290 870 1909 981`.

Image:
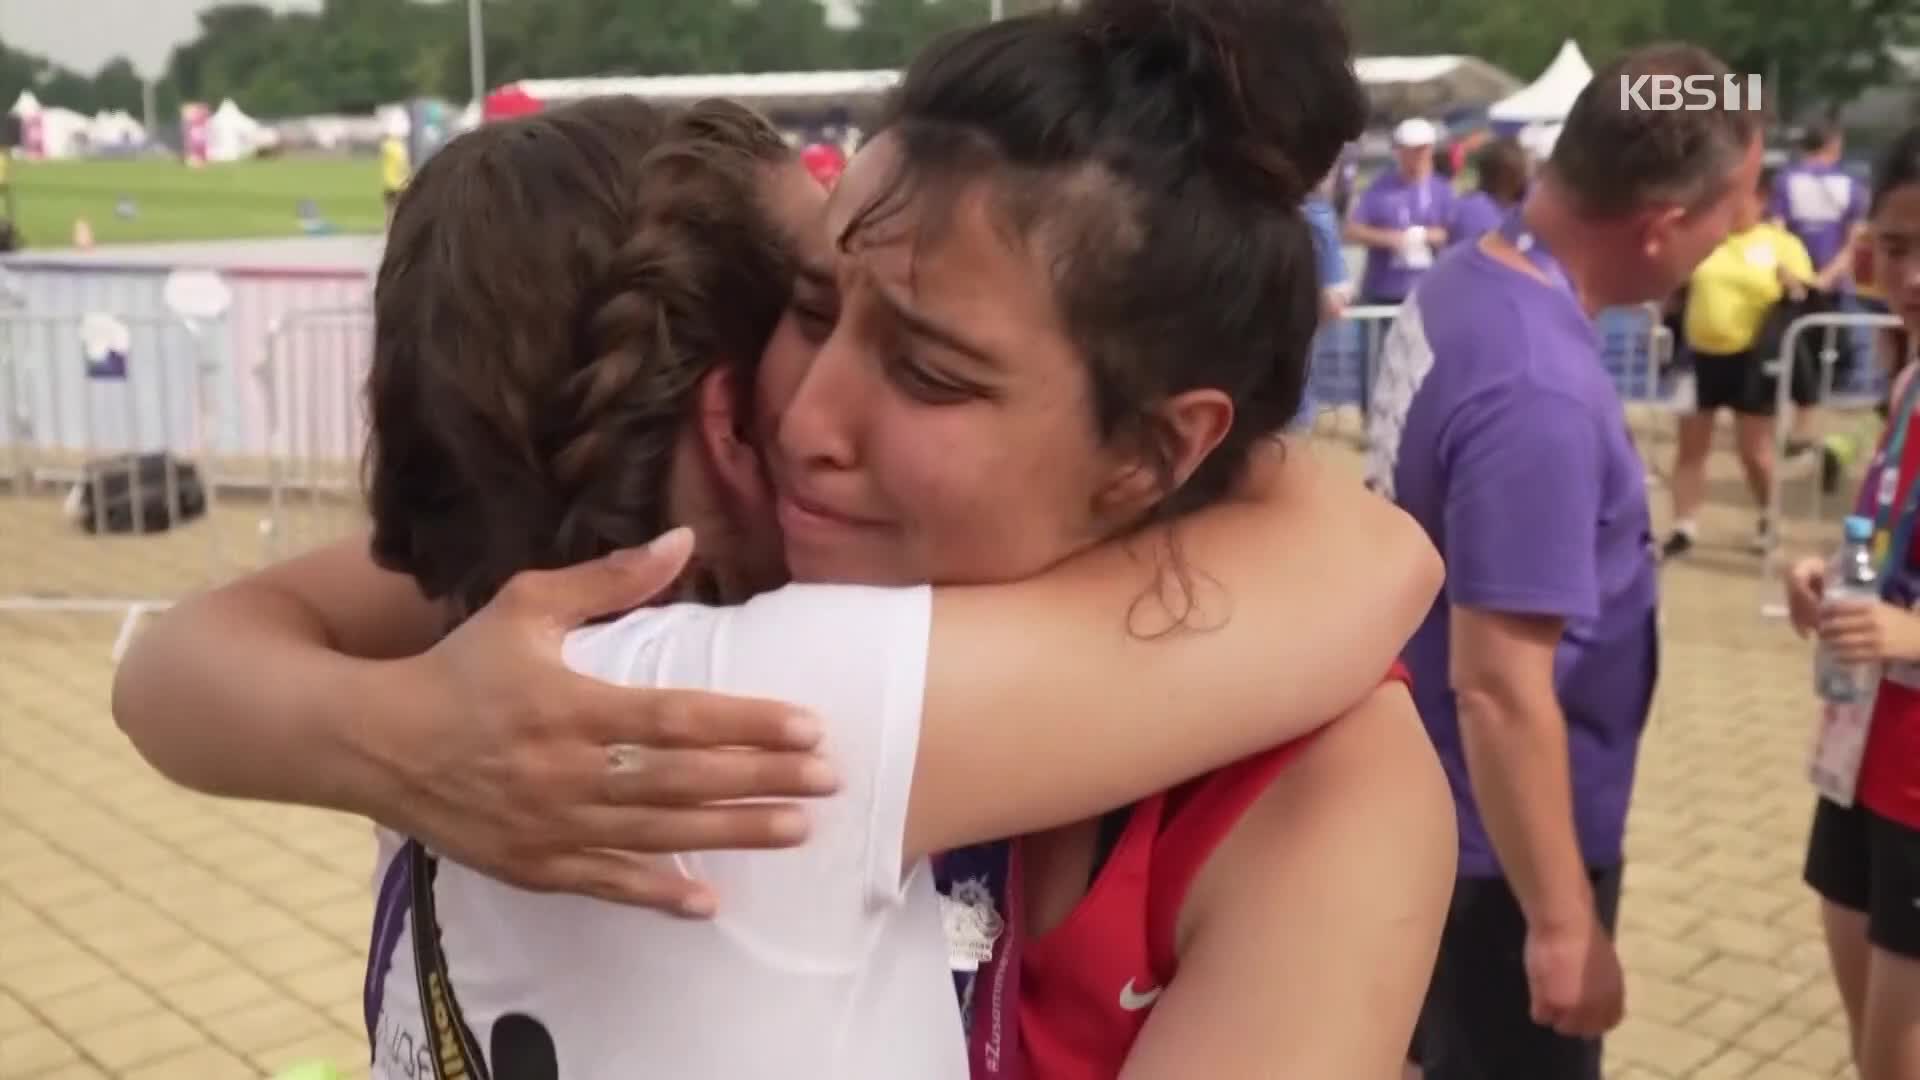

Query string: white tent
36 107 90 159
88 109 145 150
206 98 267 162
1519 122 1564 161
376 103 410 140
1353 54 1522 118
1489 40 1593 125
272 112 387 152
9 90 39 118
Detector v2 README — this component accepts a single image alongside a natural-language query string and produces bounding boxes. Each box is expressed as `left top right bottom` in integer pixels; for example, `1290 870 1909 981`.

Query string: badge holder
941 892 1004 974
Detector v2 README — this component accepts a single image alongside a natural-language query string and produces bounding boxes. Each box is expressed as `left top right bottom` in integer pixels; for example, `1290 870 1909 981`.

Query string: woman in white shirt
115 34 1450 1080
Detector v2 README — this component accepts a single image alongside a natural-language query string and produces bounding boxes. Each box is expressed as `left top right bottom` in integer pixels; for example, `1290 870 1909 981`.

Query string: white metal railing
1757 311 1904 617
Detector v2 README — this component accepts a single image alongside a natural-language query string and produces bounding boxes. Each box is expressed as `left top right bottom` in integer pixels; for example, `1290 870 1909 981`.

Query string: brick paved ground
0 428 1872 1077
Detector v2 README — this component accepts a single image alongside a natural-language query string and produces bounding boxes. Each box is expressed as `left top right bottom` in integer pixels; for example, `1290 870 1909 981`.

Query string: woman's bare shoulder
1180 681 1454 939
1138 684 1452 1074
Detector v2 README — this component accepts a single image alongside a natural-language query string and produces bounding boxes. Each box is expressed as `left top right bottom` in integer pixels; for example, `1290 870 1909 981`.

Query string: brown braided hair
364 96 795 619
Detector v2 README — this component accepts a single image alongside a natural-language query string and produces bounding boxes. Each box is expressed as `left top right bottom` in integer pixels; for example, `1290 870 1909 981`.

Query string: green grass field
5 157 387 249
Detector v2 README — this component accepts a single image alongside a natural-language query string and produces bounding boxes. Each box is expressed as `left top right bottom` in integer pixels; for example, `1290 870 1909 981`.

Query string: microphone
490 1013 558 1080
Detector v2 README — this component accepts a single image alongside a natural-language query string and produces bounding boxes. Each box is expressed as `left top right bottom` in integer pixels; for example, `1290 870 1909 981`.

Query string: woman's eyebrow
873 281 995 368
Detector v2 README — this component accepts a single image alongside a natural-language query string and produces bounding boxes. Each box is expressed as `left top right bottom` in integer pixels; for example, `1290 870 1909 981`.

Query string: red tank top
1857 383 1920 828
981 663 1412 1078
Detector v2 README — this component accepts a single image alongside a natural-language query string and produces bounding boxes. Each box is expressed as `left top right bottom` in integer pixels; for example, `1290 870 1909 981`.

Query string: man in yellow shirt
1664 166 1821 558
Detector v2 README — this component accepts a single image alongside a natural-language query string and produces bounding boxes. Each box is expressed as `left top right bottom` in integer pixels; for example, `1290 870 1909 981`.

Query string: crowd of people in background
1331 121 1536 309
1317 107 1892 578
1663 124 1873 557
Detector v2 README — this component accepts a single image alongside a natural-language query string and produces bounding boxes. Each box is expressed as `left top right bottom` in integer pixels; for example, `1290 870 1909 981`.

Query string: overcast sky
0 0 318 78
0 0 861 81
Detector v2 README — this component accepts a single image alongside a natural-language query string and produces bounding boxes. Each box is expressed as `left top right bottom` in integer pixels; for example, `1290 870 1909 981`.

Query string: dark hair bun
1078 0 1365 207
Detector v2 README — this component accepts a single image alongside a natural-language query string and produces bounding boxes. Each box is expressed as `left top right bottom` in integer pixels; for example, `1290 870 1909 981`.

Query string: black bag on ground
69 452 207 534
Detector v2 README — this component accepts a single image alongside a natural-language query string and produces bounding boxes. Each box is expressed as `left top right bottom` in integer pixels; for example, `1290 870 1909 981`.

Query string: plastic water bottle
1816 514 1881 704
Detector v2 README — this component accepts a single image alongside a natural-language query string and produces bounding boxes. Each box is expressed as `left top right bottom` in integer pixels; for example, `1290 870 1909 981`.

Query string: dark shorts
1804 797 1920 959
1411 866 1625 1080
1691 348 1816 415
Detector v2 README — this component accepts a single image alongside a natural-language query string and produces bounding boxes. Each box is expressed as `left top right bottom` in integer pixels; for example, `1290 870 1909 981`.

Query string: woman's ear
695 365 766 501
1095 388 1235 519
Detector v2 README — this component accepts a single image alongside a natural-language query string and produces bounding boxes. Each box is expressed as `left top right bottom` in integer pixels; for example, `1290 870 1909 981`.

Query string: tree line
0 0 1912 124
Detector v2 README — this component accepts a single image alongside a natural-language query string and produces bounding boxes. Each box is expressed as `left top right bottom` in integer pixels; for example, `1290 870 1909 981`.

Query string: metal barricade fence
259 307 374 561
1301 301 1673 460
1300 304 1398 443
0 308 231 656
0 293 1683 648
0 304 374 656
1606 303 1683 485
1758 310 1905 617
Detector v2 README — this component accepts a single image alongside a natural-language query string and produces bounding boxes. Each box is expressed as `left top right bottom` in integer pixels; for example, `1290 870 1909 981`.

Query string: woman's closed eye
788 297 837 342
886 349 985 405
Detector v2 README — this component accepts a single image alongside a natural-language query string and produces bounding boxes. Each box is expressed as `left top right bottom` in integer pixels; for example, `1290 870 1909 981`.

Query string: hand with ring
370 528 839 915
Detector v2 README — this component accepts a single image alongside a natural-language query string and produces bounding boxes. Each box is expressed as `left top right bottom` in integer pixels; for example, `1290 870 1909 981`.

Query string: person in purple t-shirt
1345 117 1456 305
1365 44 1763 1080
1448 137 1531 248
1771 124 1869 460
1773 124 1867 284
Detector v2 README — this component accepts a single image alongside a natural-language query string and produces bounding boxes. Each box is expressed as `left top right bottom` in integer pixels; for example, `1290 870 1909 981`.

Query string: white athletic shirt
367 584 967 1080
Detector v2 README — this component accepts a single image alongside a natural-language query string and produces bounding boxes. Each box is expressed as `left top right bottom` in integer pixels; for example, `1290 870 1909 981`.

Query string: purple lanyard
363 847 413 1059
965 849 1025 1079
1497 206 1576 302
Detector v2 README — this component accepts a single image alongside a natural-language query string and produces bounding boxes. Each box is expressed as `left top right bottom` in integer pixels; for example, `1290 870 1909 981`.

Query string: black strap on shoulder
1087 805 1135 888
409 840 494 1080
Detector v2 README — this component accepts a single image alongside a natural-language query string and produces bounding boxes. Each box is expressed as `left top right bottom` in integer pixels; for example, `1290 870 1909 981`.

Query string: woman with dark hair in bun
115 0 1450 1076
790 1 1451 1075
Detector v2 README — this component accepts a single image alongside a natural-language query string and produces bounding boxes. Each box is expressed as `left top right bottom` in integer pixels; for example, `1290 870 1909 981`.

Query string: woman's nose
775 333 864 472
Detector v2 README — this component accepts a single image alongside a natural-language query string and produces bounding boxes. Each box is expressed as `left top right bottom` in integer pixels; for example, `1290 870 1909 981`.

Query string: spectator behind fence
1772 124 1866 295
1772 124 1865 482
1346 117 1455 306
1308 171 1353 322
1662 165 1817 560
1449 138 1531 248
1365 42 1762 1080
1293 171 1353 431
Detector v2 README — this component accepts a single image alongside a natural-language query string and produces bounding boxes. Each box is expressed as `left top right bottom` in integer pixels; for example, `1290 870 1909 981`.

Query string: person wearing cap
1345 118 1456 307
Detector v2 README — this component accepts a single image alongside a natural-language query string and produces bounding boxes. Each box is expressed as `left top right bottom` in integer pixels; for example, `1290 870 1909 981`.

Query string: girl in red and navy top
960 663 1445 1079
1787 124 1920 1080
